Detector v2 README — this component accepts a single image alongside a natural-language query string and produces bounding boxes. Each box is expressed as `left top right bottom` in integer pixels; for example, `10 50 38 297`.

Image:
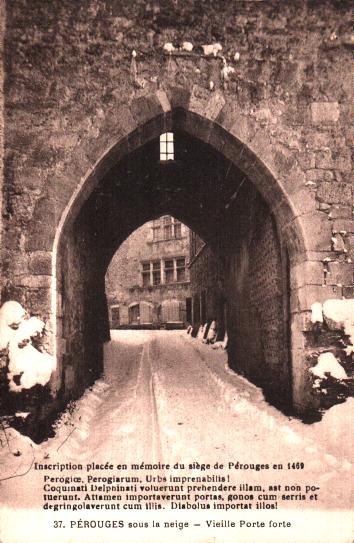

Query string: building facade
106 215 191 328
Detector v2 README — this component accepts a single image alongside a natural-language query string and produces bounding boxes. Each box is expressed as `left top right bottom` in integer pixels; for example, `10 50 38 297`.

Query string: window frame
141 256 188 286
160 132 174 161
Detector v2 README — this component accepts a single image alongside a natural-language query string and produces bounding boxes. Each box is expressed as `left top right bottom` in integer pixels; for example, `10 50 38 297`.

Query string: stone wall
190 183 292 410
2 0 351 309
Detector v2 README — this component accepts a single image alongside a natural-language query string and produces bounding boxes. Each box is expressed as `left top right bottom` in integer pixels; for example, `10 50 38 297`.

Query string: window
141 257 188 286
176 257 186 282
174 222 181 238
151 216 183 241
161 216 182 240
163 216 173 240
160 132 174 161
142 262 150 287
153 226 161 241
152 261 161 285
152 219 161 241
164 260 174 284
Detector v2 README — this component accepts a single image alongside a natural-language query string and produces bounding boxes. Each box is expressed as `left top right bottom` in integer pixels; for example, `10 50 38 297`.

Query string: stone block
343 286 354 299
204 91 226 121
25 287 52 317
188 84 211 117
28 251 52 275
130 94 162 125
311 102 339 124
3 227 21 250
7 254 29 275
306 169 333 183
166 87 191 111
114 105 138 136
332 152 352 173
297 151 316 169
291 284 342 313
290 213 332 252
316 182 352 205
315 149 333 169
25 221 55 251
332 219 352 234
327 262 352 286
330 205 352 220
181 110 213 143
305 132 333 150
18 275 52 288
291 261 325 289
289 188 317 217
155 90 171 113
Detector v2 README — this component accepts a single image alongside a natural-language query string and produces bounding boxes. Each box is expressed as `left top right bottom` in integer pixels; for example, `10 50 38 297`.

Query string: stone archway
48 102 318 421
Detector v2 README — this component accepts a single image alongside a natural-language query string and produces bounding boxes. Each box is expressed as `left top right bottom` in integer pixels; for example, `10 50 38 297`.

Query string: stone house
106 215 191 328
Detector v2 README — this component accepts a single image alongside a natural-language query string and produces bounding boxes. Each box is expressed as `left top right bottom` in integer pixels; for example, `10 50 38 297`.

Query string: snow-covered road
0 330 353 543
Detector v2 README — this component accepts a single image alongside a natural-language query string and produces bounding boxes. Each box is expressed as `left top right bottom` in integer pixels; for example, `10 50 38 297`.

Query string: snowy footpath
0 330 352 543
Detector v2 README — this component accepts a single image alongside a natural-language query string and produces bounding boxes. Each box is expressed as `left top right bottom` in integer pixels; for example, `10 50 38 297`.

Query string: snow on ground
0 330 352 543
181 332 353 471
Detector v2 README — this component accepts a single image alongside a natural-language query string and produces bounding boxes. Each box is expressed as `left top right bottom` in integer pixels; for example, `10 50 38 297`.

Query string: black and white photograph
0 1 352 542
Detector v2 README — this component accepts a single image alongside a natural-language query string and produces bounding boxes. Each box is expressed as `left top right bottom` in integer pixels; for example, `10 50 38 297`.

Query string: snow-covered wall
308 298 353 410
0 301 55 393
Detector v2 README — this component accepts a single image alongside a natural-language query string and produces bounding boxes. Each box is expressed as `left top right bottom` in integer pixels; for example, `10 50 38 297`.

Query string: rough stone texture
0 1 352 420
191 185 292 411
311 102 340 124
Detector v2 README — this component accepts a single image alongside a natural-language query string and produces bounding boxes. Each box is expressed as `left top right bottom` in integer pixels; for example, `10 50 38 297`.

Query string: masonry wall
190 183 292 409
1 1 351 313
53 206 108 402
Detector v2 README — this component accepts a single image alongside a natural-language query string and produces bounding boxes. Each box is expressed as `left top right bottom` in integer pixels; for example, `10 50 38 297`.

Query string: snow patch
163 42 175 53
221 65 235 81
206 321 217 342
311 302 323 324
0 301 27 351
323 299 354 347
8 342 55 392
341 459 352 471
310 352 347 380
281 426 303 445
202 43 222 56
0 300 55 392
182 41 193 52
